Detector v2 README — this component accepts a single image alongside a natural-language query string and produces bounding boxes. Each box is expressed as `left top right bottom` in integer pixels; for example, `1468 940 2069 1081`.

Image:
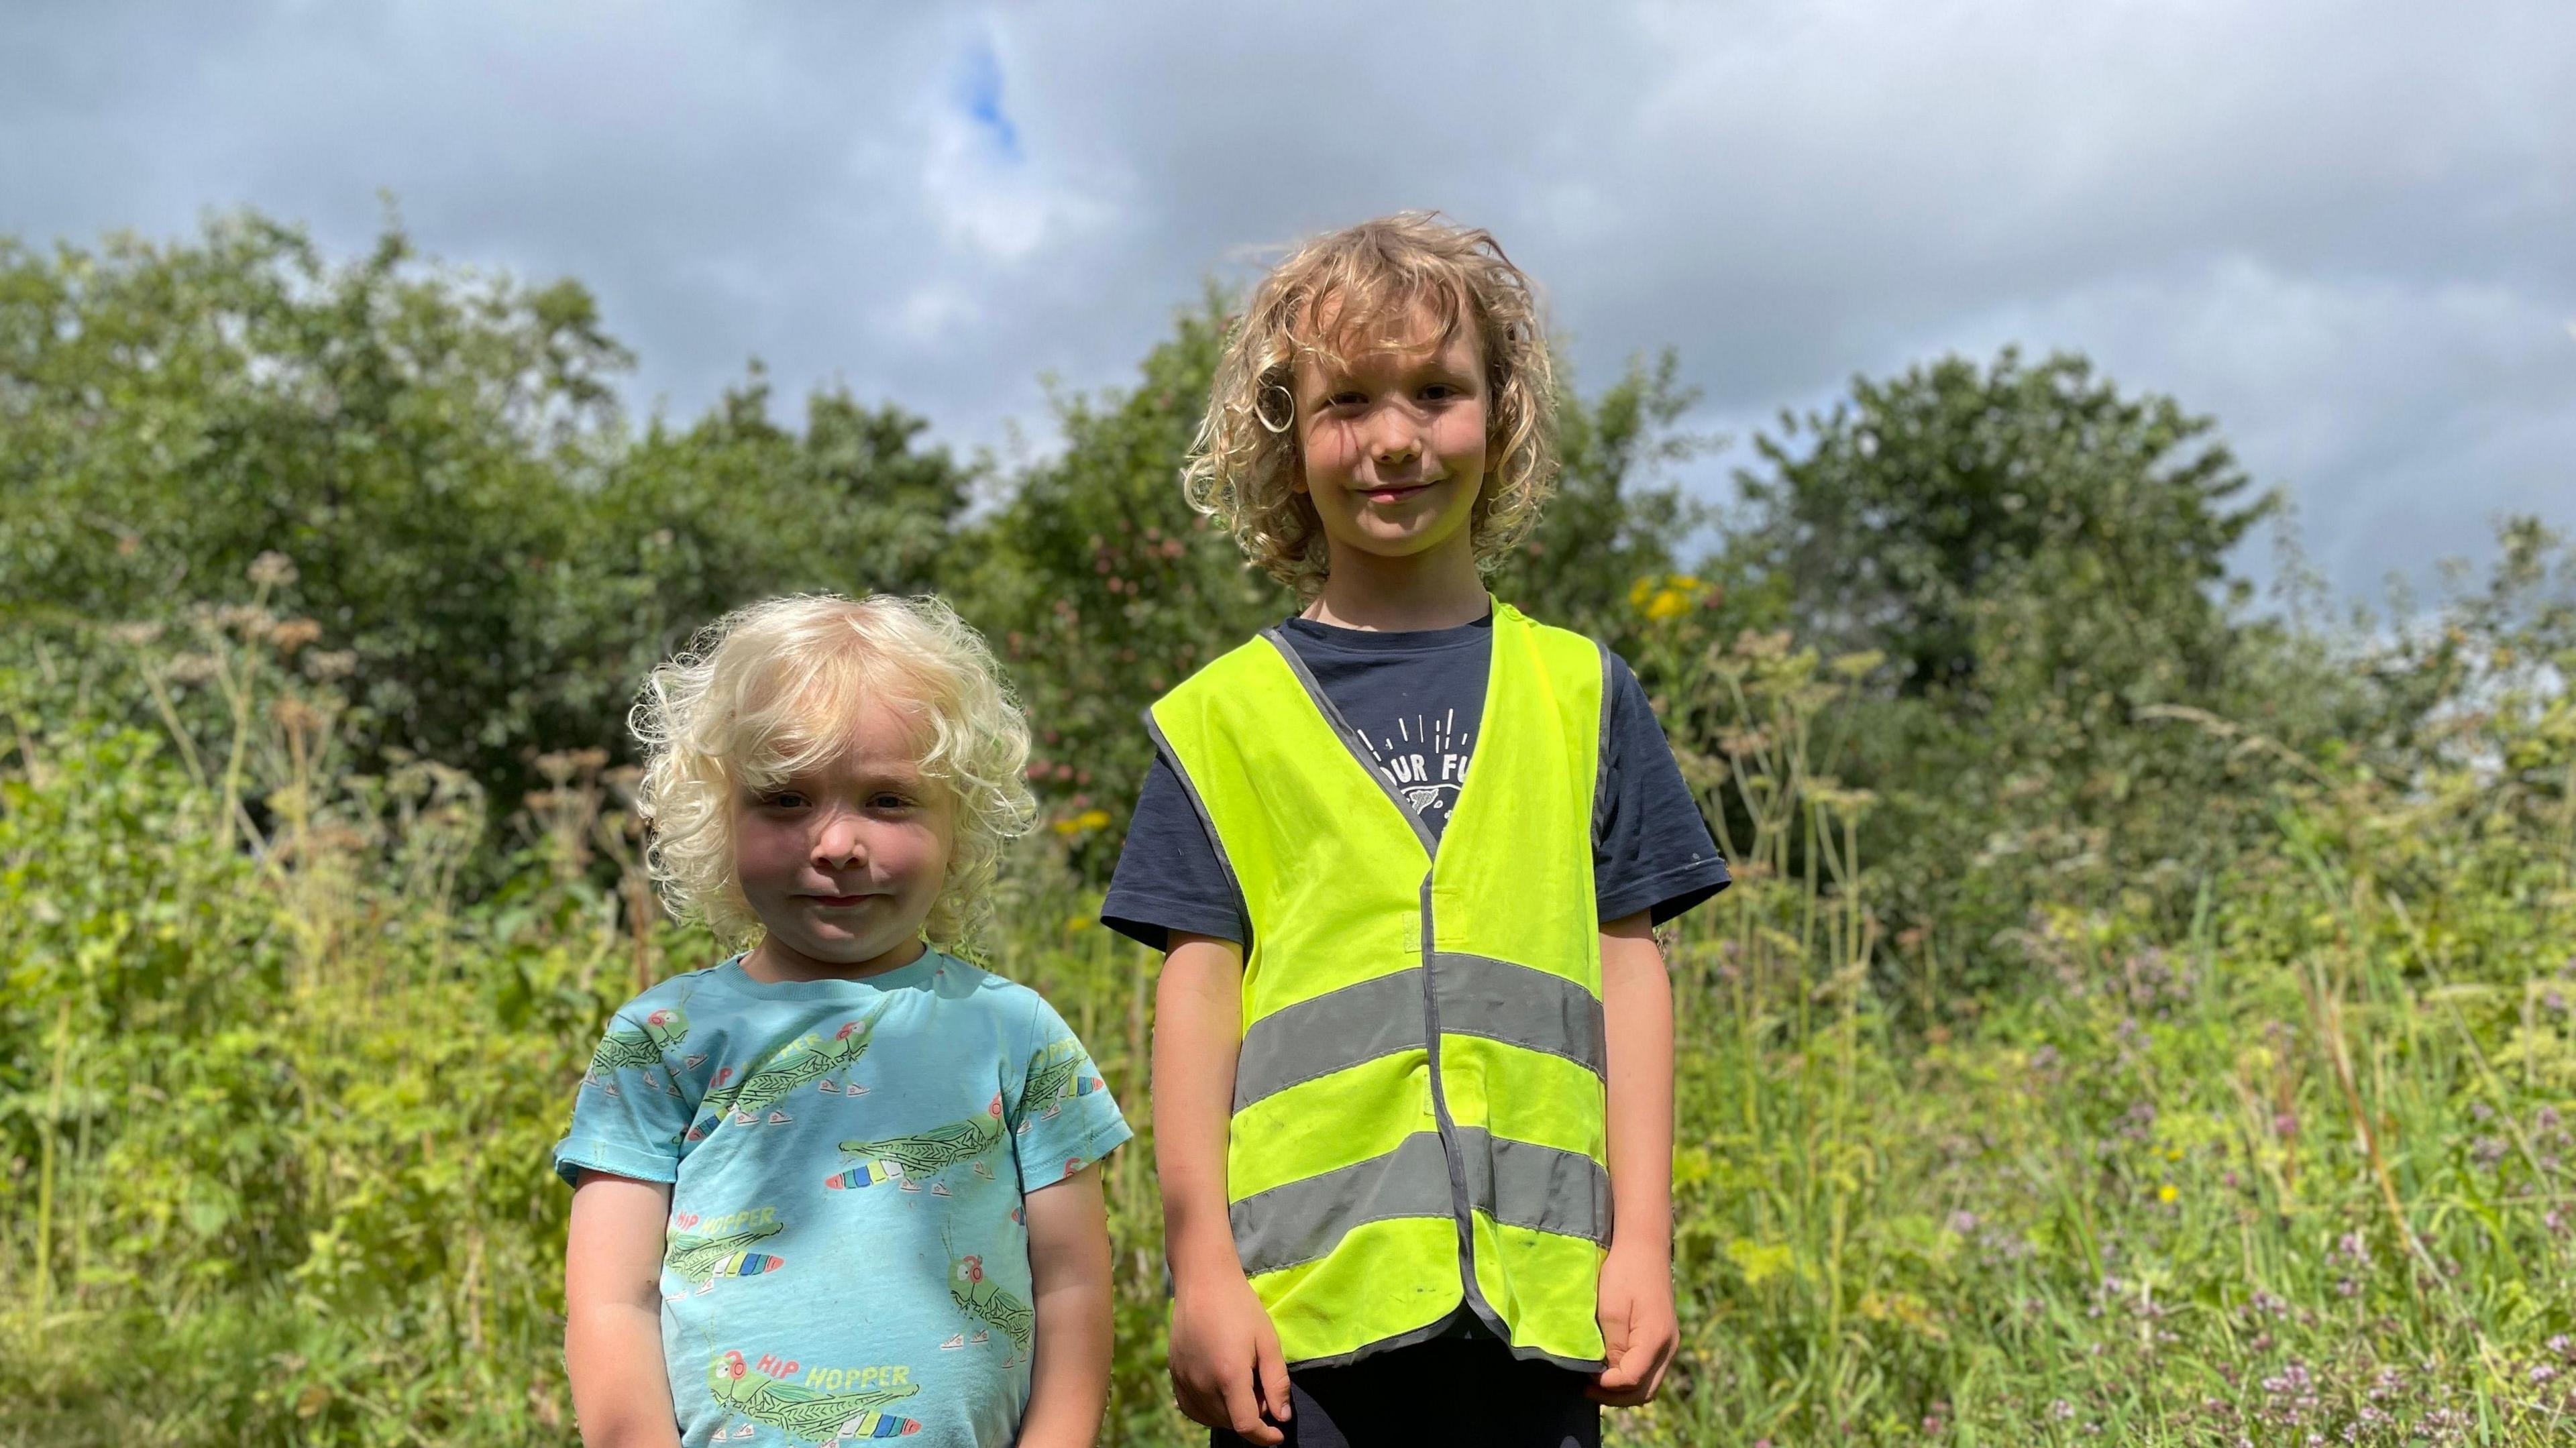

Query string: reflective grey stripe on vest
1233 970 1426 1111
1234 956 1603 1113
1430 954 1605 1081
1232 1128 1610 1278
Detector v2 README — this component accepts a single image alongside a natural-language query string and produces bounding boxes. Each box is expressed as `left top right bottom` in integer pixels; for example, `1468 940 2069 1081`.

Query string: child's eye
868 792 918 812
1326 390 1368 409
759 791 810 810
1419 383 1459 402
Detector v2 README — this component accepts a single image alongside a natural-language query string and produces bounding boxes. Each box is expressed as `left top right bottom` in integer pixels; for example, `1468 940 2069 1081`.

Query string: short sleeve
1004 993 1134 1193
1594 653 1731 926
551 999 698 1187
1100 751 1250 951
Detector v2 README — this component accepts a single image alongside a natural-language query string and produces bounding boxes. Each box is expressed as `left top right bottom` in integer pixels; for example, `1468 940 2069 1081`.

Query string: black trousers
1209 1337 1601 1448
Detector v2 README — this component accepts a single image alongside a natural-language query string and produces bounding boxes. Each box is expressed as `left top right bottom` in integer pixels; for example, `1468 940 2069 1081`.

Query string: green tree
0 211 621 787
1732 347 2271 698
544 370 973 760
0 212 974 801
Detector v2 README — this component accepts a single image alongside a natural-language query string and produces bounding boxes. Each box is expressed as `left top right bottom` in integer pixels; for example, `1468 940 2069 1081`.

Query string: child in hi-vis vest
1101 214 1729 1447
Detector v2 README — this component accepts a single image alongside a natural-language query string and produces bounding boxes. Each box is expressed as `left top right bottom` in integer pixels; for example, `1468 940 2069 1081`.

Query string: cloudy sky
6 1 2569 600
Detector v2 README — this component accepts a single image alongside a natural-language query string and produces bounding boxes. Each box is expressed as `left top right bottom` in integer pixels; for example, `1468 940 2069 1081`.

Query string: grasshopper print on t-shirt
1016 1040 1107 1124
585 1005 691 1095
690 1015 879 1137
828 1093 1005 1194
945 1249 1034 1362
704 1349 923 1442
664 1215 787 1296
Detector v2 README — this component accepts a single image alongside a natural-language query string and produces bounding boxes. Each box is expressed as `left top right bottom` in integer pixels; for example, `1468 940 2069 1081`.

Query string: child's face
732 699 955 978
1291 305 1491 571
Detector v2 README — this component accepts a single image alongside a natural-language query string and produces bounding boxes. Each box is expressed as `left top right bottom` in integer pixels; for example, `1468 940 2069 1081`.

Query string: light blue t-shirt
553 948 1132 1447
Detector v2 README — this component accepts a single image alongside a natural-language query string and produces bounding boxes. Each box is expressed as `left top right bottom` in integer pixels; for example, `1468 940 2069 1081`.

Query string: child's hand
1588 1242 1679 1406
1168 1272 1292 1444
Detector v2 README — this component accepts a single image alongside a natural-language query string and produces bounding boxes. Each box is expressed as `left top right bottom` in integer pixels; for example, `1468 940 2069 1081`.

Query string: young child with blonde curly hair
1102 214 1727 1447
557 594 1130 1448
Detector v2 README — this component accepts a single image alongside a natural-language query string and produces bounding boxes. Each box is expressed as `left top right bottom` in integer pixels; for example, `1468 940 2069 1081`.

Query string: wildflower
2157 1184 2178 1203
1947 1209 1979 1235
2049 1400 2076 1422
248 551 299 588
303 649 358 681
107 620 166 647
1629 573 1705 622
269 618 323 654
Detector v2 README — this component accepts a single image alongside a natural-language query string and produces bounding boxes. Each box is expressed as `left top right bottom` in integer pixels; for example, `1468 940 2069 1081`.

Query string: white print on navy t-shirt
1370 710 1476 819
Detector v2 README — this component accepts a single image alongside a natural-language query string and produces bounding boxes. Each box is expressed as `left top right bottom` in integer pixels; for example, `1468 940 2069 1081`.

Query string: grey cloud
2 0 2567 598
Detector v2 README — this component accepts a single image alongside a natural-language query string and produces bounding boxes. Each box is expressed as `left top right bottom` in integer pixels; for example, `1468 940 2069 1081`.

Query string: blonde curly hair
630 594 1036 950
1183 211 1560 597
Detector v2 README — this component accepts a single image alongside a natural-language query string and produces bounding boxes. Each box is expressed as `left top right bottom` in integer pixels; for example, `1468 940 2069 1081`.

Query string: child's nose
811 814 869 869
1368 412 1424 466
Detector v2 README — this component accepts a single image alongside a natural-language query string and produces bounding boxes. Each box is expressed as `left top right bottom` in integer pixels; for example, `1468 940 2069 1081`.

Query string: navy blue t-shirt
1101 611 1729 951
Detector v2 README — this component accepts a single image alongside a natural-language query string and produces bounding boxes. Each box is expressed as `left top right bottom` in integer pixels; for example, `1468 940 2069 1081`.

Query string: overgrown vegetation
4 214 2572 1445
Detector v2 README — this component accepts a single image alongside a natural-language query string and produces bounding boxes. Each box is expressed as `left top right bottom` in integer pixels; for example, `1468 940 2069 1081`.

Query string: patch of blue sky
955 40 1020 162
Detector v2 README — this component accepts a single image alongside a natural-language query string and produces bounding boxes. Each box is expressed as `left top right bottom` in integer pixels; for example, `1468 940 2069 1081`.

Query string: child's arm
1155 932 1292 1446
1590 911 1680 1406
1020 1163 1115 1448
565 1170 682 1448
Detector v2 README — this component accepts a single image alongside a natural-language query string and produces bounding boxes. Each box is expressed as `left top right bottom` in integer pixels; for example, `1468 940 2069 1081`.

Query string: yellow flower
1077 808 1112 831
2157 1184 2178 1204
1633 573 1705 622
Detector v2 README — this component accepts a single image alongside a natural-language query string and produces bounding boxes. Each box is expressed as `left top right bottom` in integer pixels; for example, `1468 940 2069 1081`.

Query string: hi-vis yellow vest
1147 600 1611 1370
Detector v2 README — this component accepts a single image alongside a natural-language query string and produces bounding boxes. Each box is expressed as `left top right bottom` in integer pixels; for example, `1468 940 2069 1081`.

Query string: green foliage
1487 347 1709 650
1732 347 2271 696
0 212 973 805
1697 349 2377 996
